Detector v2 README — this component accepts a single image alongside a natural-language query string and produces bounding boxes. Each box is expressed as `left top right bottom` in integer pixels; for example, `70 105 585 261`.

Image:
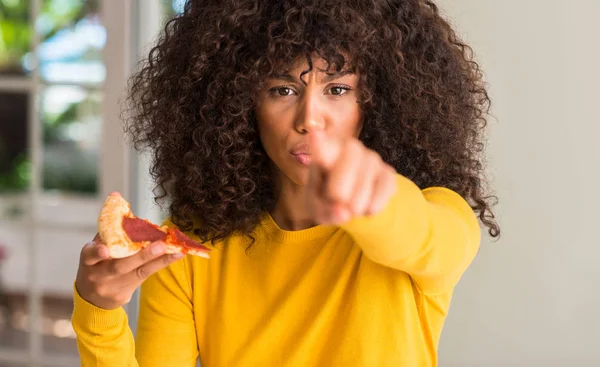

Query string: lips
290 143 312 166
290 143 310 156
292 153 312 166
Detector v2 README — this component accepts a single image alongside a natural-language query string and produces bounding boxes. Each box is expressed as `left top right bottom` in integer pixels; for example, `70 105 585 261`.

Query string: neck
269 177 317 231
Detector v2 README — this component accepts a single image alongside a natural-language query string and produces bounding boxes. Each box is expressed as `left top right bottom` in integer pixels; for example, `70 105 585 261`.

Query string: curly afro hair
124 0 500 244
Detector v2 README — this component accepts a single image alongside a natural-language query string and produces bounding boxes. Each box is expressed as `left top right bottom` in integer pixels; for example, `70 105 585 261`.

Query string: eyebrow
272 70 355 84
323 70 355 83
272 73 298 83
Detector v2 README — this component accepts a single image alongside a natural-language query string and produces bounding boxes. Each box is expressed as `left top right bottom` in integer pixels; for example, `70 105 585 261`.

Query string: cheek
338 102 363 137
256 110 286 156
256 98 295 138
258 122 275 153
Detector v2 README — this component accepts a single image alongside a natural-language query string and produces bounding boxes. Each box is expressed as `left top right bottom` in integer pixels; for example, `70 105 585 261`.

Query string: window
0 0 131 366
161 0 186 19
1 1 178 365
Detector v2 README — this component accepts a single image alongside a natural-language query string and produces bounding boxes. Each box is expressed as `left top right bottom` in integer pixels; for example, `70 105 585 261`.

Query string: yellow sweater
72 175 480 367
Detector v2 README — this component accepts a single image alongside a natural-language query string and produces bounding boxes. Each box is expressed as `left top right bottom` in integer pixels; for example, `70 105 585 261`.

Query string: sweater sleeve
72 284 137 367
340 174 482 294
72 254 199 366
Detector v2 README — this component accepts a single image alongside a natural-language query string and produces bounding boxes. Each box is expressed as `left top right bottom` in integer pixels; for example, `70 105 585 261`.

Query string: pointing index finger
309 130 342 171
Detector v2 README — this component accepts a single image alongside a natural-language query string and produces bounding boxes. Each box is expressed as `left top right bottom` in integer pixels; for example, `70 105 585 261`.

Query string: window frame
0 0 150 365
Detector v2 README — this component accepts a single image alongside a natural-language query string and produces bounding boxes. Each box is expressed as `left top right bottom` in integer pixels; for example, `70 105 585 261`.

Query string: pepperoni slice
122 217 167 242
168 227 209 251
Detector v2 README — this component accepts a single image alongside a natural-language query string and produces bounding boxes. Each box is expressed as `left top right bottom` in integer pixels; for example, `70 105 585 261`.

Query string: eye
270 87 296 97
328 85 351 96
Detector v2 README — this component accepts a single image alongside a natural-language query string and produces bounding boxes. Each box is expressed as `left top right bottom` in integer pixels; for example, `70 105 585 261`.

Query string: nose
295 94 325 134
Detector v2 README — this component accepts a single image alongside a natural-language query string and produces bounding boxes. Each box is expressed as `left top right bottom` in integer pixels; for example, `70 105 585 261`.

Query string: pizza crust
98 192 144 258
162 241 210 258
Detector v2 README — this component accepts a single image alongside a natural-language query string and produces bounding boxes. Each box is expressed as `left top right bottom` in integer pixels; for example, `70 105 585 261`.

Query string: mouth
290 143 311 166
290 152 312 166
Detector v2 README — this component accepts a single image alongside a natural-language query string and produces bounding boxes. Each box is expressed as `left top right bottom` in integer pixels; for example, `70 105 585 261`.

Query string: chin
270 155 310 187
282 167 310 187
291 172 310 187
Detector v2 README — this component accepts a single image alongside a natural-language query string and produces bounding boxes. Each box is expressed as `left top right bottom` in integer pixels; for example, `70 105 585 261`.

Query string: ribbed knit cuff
72 282 127 332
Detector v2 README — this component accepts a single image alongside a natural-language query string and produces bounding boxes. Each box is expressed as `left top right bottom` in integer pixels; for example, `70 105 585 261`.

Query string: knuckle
140 246 156 261
85 272 98 284
136 266 148 280
369 151 383 165
93 284 109 298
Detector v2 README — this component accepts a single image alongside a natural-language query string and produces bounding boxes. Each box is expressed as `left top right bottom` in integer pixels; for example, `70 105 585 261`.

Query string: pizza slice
97 192 211 259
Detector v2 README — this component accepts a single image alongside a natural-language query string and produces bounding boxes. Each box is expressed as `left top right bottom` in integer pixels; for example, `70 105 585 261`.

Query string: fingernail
172 252 185 259
151 243 165 255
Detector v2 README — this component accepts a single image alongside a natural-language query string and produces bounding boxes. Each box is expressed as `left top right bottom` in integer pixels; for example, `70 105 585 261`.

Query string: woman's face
256 57 363 187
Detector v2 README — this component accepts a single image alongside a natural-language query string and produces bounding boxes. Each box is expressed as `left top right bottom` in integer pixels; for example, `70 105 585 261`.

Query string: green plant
0 0 100 73
43 101 79 143
1 0 102 193
0 0 31 74
38 0 99 40
0 153 31 192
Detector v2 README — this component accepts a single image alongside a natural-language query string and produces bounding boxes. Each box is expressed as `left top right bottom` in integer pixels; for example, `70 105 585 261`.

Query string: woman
72 0 499 366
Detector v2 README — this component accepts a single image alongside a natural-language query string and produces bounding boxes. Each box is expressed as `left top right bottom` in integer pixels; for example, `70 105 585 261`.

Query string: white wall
437 1 600 366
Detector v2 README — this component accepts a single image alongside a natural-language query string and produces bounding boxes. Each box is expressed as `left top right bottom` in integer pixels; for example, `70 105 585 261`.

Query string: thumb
310 130 342 171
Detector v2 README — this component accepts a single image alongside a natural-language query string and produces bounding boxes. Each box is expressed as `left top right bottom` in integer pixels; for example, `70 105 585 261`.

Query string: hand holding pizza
75 236 183 310
307 131 398 225
75 192 210 310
